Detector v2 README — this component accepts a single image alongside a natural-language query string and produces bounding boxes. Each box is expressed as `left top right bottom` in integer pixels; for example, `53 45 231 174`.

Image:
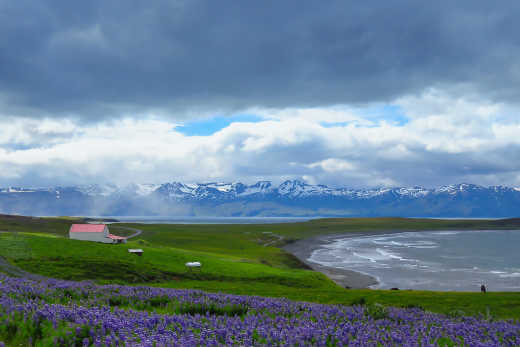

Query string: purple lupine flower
1 274 519 346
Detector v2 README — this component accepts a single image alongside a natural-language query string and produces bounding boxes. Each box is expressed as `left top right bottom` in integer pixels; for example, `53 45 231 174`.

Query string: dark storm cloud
1 0 519 120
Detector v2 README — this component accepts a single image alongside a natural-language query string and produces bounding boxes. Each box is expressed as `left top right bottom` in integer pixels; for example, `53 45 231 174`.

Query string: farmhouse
69 224 127 244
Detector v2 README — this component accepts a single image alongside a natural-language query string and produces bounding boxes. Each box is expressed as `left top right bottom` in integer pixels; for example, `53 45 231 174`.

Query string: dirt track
0 255 43 280
112 226 143 239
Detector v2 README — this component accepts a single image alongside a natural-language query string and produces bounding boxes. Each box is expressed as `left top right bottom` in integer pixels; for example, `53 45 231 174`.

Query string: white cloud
308 158 356 172
252 106 367 125
1 89 520 188
0 117 80 147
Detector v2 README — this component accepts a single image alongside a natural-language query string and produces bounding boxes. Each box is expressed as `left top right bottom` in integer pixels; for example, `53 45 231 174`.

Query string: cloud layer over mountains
2 90 520 188
1 1 520 188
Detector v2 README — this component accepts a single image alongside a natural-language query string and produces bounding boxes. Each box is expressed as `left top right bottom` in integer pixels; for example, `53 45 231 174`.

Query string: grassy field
1 214 520 319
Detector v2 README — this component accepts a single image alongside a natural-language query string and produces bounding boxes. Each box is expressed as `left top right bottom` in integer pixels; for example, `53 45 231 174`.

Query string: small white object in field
128 249 143 256
185 261 201 268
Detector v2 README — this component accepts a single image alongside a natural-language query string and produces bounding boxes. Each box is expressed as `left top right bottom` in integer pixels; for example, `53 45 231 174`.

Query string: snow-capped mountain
0 180 519 217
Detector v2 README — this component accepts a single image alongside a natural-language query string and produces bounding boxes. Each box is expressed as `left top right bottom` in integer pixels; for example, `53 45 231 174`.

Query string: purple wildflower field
0 274 519 346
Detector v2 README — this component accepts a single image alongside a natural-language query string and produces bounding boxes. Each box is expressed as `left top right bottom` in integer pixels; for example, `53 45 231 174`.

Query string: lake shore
283 230 408 289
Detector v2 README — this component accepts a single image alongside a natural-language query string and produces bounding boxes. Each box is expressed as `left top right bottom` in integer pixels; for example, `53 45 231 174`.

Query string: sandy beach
283 230 407 289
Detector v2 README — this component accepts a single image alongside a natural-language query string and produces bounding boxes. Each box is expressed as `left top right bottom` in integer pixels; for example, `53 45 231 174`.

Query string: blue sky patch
320 121 356 128
176 114 264 136
320 104 409 128
361 104 409 126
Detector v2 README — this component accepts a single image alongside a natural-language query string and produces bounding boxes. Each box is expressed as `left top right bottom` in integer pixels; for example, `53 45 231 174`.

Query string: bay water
308 230 520 291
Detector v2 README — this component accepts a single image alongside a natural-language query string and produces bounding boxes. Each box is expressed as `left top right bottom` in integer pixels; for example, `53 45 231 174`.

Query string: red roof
108 234 126 240
69 224 107 233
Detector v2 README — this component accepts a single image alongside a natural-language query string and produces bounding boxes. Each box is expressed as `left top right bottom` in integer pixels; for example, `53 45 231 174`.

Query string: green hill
1 215 520 319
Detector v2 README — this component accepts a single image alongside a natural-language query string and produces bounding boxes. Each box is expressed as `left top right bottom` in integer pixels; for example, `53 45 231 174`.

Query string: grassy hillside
1 215 520 319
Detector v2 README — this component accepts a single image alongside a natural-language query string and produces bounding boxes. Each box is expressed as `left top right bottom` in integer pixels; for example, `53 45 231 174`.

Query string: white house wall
70 232 114 243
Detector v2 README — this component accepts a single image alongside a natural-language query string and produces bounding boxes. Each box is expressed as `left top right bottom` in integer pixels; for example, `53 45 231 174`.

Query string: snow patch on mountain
205 183 234 192
7 187 36 193
395 187 431 197
238 181 274 196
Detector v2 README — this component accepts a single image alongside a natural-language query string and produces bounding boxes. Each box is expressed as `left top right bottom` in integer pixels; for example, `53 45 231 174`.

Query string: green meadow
1 214 520 319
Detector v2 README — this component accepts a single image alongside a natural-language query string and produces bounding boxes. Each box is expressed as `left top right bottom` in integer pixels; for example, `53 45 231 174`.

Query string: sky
1 1 520 188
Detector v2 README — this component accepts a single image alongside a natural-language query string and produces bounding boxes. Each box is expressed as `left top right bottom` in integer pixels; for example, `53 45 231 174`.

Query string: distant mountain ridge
1 181 519 218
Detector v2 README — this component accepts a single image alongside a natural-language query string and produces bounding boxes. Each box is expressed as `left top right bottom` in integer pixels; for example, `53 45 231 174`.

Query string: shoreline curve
283 230 407 289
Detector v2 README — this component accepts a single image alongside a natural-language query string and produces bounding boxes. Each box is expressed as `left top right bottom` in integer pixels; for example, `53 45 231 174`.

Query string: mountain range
1 181 519 218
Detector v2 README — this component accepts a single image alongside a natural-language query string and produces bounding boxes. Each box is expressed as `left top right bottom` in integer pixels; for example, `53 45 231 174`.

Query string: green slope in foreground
1 214 520 319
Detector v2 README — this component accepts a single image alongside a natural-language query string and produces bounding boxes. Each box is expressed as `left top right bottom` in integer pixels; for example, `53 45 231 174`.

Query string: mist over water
309 230 520 291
